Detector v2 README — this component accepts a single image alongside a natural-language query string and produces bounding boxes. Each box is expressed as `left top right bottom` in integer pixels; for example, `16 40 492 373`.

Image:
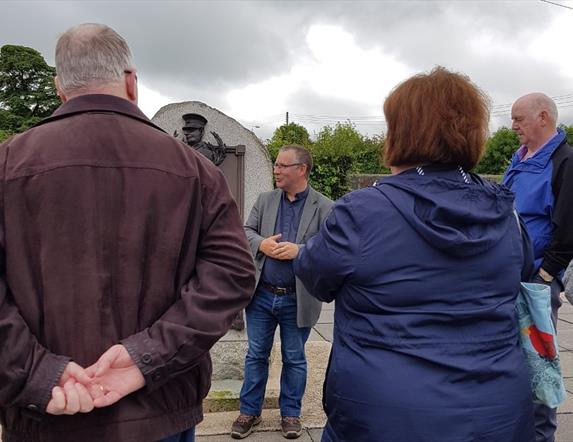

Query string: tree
266 123 311 162
310 122 360 199
0 45 60 138
352 134 389 175
559 124 573 146
474 127 519 175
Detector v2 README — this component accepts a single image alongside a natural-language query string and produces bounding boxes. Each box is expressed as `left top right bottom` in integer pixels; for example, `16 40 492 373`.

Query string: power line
540 0 573 11
249 91 573 128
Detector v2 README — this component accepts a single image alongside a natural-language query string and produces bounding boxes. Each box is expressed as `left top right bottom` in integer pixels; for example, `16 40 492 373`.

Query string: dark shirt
261 187 309 288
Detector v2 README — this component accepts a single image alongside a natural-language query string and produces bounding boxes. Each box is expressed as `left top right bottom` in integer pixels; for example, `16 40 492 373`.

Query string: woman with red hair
295 67 534 442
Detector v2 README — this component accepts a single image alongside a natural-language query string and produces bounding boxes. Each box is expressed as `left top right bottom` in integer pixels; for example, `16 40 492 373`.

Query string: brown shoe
230 413 261 439
281 416 303 439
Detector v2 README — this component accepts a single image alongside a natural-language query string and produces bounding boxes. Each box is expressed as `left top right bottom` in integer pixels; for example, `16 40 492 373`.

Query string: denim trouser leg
158 427 195 442
278 297 311 417
240 288 279 416
239 287 311 417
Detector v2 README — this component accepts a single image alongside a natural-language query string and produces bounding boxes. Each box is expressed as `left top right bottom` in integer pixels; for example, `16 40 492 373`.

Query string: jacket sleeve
543 146 573 276
0 143 70 413
244 193 265 258
293 193 357 303
121 164 256 391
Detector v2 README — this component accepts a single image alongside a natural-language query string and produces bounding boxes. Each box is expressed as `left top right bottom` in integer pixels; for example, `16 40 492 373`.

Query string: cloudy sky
3 0 573 140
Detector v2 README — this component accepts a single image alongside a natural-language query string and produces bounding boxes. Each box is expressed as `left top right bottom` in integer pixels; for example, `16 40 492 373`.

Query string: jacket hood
376 166 515 257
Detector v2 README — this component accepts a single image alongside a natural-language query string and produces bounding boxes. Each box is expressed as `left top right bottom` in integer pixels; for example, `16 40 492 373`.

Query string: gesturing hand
272 241 299 260
259 233 282 257
46 362 94 415
85 344 145 408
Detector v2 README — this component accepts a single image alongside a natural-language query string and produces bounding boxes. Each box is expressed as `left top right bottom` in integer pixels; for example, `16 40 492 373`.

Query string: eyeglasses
274 162 303 170
124 69 138 81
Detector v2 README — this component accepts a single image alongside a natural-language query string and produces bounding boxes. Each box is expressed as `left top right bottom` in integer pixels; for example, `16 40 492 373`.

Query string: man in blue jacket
503 92 573 442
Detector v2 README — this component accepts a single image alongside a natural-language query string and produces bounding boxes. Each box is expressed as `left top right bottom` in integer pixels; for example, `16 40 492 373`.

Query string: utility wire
540 0 573 10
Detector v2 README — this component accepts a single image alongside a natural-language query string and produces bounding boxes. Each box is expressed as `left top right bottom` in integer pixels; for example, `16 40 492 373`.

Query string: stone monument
152 101 272 220
152 101 275 410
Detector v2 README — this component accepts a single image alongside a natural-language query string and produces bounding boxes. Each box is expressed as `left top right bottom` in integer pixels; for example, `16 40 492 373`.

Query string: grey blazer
245 186 333 327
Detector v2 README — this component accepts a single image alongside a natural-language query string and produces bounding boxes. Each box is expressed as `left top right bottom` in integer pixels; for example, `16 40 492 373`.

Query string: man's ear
539 110 550 127
125 71 138 104
54 76 67 103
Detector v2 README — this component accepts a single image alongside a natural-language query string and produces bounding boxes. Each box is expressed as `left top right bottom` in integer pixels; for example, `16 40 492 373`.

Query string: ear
54 76 67 103
539 110 549 127
125 71 138 104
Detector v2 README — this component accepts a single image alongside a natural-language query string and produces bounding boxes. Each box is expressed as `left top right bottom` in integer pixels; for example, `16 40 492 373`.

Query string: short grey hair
280 144 313 179
55 23 134 94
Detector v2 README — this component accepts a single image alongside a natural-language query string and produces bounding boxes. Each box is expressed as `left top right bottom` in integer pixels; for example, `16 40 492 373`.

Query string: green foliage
0 129 11 143
352 135 390 174
474 127 519 175
266 123 311 162
0 45 59 140
559 124 573 145
309 122 388 198
313 121 362 157
310 152 353 200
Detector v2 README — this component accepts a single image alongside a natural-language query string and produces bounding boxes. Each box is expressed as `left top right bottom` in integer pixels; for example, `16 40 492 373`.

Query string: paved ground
198 298 573 442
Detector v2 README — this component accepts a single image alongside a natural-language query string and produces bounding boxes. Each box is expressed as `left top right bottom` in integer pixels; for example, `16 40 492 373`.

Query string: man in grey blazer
231 145 333 440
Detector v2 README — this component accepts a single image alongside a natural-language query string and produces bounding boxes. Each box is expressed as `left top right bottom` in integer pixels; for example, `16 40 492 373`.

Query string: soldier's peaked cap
182 113 208 128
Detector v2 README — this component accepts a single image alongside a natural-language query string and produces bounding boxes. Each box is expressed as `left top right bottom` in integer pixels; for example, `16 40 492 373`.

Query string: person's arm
542 148 573 277
120 164 256 392
244 193 266 258
293 193 358 303
0 142 71 413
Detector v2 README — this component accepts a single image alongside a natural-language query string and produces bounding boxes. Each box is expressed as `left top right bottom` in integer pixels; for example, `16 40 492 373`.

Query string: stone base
204 343 281 412
210 329 248 381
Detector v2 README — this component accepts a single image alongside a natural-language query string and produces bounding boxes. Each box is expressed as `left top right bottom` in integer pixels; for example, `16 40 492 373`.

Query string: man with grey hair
503 92 573 442
0 23 255 441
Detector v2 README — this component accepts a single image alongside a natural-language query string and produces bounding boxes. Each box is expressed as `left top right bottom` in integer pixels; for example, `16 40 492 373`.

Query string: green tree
310 122 361 199
0 45 59 138
474 127 519 175
313 121 362 157
558 124 573 145
266 123 311 162
352 134 389 174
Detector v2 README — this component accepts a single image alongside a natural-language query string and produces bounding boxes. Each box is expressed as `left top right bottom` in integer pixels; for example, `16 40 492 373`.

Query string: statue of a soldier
176 112 244 330
177 113 227 166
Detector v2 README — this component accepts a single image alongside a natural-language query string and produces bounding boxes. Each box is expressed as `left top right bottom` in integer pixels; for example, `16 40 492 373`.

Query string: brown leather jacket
0 94 255 441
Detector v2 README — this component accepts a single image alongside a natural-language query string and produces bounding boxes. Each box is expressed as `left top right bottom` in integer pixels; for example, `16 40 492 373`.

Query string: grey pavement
198 298 573 442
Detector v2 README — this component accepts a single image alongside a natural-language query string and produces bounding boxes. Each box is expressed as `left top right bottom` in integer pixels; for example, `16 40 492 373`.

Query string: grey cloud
3 0 573 132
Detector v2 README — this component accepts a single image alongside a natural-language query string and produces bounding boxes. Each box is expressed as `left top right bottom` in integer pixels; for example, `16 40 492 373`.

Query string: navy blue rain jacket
294 165 534 442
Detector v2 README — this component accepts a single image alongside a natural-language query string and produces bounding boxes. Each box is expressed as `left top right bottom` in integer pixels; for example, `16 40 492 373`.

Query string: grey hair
55 23 134 94
280 144 313 179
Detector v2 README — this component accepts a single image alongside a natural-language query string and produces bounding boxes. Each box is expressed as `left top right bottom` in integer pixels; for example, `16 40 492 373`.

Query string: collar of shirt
282 186 309 203
518 130 559 162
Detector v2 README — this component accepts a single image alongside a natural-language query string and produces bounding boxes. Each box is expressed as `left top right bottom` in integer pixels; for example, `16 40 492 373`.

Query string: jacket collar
34 94 166 134
510 128 566 171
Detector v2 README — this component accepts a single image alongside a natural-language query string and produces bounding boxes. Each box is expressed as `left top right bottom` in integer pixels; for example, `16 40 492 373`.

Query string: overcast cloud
2 0 573 140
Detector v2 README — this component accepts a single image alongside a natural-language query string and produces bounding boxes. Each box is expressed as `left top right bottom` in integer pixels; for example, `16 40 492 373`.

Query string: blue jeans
239 286 311 417
158 427 195 442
